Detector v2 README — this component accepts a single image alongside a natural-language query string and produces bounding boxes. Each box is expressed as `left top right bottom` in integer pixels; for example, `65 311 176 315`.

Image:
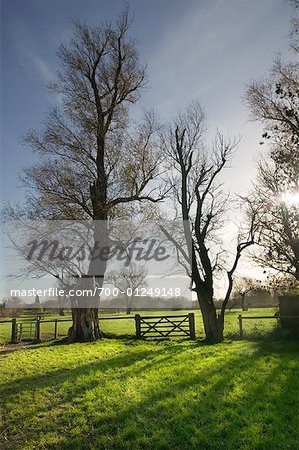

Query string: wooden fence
3 313 299 343
1 313 196 343
0 316 136 343
238 314 299 338
0 318 70 343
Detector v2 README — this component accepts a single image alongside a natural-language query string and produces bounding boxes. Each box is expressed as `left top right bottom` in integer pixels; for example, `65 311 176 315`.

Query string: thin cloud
9 17 55 84
27 53 54 83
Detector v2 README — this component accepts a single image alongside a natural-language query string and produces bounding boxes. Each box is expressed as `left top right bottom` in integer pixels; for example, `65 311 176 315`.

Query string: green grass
0 337 298 449
0 308 279 344
1 308 298 449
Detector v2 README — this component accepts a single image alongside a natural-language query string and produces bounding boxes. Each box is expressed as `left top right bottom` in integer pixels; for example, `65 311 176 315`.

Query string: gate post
11 318 17 343
135 314 141 338
54 319 58 339
35 319 41 342
238 315 243 339
188 313 196 339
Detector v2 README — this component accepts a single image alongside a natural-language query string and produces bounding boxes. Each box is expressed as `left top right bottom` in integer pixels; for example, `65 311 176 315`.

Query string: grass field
0 309 298 449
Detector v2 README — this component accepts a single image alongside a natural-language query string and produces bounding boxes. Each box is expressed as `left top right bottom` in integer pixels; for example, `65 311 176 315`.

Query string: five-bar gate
135 313 195 339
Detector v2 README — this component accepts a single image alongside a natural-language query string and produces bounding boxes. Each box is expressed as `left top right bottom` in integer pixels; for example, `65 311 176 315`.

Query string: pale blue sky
0 0 296 297
1 0 294 202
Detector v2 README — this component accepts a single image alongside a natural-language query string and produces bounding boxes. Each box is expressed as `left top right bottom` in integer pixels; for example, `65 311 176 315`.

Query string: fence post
238 315 243 339
11 318 17 343
135 314 141 338
54 319 58 339
188 313 196 339
35 319 41 342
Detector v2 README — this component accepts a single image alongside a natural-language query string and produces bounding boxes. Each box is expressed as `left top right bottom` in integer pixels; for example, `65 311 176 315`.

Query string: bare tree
161 102 257 342
17 9 165 342
250 158 299 280
245 27 299 280
263 271 299 295
232 276 261 311
246 58 299 151
0 297 24 317
245 5 299 185
289 0 299 52
107 263 147 314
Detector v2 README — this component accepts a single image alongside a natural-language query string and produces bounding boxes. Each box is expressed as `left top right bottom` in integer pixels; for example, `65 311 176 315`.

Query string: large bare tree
161 103 257 342
20 10 165 342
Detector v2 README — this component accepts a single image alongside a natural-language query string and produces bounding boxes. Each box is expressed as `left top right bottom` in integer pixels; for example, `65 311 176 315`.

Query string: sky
0 0 296 298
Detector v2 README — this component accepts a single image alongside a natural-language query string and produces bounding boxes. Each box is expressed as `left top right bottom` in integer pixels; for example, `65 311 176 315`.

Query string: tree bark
201 304 224 342
196 289 224 342
69 222 108 343
68 307 103 342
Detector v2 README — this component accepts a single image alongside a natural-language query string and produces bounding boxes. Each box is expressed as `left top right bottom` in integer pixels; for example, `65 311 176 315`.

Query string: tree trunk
68 308 103 342
67 222 108 343
201 303 224 342
241 294 246 311
125 295 132 314
196 290 224 342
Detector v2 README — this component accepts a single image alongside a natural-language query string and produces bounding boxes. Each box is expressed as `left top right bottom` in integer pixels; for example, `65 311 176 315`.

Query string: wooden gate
16 322 37 342
135 313 195 339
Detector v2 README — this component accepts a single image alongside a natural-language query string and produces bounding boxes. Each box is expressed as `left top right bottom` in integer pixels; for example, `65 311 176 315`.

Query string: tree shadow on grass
0 342 199 448
0 341 197 399
57 343 297 450
1 339 299 449
227 326 299 344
